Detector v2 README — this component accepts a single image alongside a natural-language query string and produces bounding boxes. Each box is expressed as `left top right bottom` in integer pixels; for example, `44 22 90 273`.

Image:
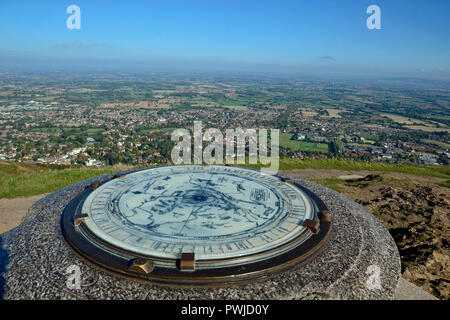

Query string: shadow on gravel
0 237 9 299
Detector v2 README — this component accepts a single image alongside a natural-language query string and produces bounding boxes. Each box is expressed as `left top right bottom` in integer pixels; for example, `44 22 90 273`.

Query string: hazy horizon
1 0 449 79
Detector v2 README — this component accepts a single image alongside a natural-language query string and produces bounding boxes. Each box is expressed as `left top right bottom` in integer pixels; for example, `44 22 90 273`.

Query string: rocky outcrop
356 185 449 299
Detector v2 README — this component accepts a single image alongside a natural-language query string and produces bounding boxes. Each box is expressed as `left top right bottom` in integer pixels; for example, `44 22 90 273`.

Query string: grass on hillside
276 158 450 179
437 180 450 188
0 161 56 175
0 159 448 199
310 178 344 193
0 162 134 199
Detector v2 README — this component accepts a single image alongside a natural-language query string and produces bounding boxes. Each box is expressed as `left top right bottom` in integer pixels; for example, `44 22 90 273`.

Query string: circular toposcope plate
61 165 332 287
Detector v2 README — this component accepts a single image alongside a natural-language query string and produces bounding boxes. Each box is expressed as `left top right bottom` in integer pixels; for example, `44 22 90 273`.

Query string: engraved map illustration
82 166 314 259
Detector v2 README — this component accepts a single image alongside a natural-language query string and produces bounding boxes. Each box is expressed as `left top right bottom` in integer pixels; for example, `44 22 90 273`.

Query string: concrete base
0 169 403 300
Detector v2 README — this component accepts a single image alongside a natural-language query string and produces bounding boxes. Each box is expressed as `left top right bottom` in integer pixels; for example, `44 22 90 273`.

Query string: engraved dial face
81 165 315 260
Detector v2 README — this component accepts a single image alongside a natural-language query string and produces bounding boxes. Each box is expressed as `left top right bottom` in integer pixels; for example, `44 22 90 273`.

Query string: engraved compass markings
81 165 315 260
114 171 283 239
177 173 215 236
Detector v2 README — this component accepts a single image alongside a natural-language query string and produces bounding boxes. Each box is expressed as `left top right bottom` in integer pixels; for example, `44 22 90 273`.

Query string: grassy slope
277 158 450 178
278 158 450 192
0 159 448 199
0 162 134 199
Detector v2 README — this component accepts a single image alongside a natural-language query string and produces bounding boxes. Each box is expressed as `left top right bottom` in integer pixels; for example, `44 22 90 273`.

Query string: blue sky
0 0 449 77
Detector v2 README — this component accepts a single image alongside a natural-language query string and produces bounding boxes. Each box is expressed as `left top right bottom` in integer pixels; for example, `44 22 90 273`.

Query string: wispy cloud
54 42 107 49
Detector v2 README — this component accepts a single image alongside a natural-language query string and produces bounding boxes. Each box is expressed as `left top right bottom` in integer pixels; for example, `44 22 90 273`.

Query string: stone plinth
0 169 401 300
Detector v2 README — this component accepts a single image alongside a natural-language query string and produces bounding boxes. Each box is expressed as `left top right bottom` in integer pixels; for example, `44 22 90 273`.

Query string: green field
86 128 105 136
32 127 62 134
1 159 448 199
279 133 329 153
423 139 450 150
